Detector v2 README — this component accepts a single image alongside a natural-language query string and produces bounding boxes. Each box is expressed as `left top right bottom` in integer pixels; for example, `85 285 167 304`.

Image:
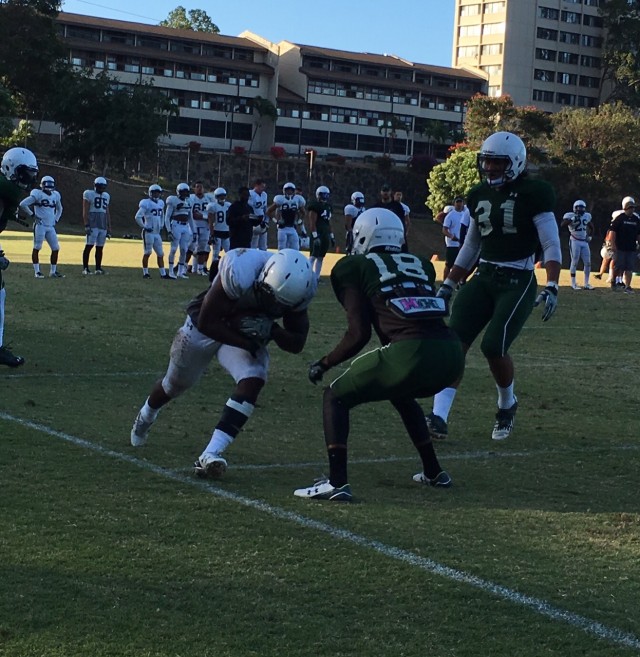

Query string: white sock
497 383 516 409
33 263 40 273
432 387 457 422
50 264 57 274
202 429 233 456
159 267 166 276
141 398 159 422
142 267 149 275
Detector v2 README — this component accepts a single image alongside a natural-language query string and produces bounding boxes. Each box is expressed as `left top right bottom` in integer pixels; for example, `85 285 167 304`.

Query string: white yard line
2 411 639 652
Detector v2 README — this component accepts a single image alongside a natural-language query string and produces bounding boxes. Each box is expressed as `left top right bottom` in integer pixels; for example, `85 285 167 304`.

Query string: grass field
1 232 639 657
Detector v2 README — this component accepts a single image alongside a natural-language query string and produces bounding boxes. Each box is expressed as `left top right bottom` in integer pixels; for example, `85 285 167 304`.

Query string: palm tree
247 95 277 155
378 114 407 156
419 119 452 157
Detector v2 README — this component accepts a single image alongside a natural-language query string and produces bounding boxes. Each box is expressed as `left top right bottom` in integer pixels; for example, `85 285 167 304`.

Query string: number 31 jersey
467 177 555 262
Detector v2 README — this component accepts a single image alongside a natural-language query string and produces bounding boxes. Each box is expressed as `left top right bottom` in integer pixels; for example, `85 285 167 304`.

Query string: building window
537 27 558 40
357 134 384 152
536 48 557 61
577 95 598 107
66 25 100 41
582 34 602 47
580 54 601 68
457 46 479 58
488 85 502 97
459 24 481 37
481 43 503 55
138 37 167 50
533 89 554 102
460 3 480 16
329 132 357 150
561 11 581 24
170 40 198 54
558 51 579 64
534 69 556 82
582 14 603 27
484 2 505 13
559 31 580 44
539 7 560 20
583 0 599 6
482 21 505 35
480 64 502 76
579 75 600 88
558 72 577 85
103 31 134 46
556 92 576 105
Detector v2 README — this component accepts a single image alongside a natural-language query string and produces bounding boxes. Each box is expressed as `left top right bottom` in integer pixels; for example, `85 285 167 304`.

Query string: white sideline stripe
5 370 161 379
2 411 639 653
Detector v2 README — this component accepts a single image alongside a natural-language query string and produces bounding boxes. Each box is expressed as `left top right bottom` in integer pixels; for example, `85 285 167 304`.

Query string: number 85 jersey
467 177 556 262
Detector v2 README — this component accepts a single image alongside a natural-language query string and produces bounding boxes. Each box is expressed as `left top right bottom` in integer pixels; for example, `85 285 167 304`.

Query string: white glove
534 284 558 322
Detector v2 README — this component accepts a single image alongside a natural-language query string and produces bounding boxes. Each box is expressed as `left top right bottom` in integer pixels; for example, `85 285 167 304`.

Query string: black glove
106 231 112 240
84 225 92 236
436 282 455 302
308 359 329 385
0 250 10 271
534 284 558 322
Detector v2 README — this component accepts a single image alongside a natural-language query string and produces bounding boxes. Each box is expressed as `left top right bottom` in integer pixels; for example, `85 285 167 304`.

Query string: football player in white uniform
188 181 211 276
135 184 170 279
164 182 194 279
82 176 111 275
343 191 365 255
206 187 231 275
249 178 269 250
267 182 306 250
130 248 317 479
561 199 594 290
19 175 64 278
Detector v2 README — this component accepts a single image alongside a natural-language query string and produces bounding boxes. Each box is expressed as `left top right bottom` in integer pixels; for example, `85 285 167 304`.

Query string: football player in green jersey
426 131 561 442
294 208 464 501
0 147 39 367
306 185 334 282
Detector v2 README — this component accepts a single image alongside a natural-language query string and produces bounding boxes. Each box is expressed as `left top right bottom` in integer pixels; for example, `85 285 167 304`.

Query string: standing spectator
426 131 561 442
164 183 193 279
267 182 306 250
188 181 211 276
0 147 38 367
249 178 269 250
206 187 231 276
607 196 640 293
227 186 255 250
371 182 408 251
343 191 365 255
19 175 64 278
442 196 471 281
82 176 111 275
130 249 317 479
595 211 621 285
294 208 462 501
307 185 334 282
134 184 169 279
561 199 594 290
394 190 411 235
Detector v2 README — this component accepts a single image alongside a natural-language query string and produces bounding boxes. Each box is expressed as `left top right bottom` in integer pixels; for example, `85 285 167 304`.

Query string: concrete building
54 12 486 159
452 0 604 112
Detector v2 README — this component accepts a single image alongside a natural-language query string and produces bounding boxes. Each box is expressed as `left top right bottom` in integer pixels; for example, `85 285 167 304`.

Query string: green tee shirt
307 200 332 234
466 176 556 262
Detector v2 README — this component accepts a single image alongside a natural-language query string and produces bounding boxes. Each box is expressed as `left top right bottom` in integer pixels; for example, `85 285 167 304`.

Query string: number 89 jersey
467 177 555 262
330 252 453 343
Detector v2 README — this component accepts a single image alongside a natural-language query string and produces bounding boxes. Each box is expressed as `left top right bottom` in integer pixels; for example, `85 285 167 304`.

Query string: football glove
167 231 174 242
0 250 10 271
84 225 92 236
308 359 328 385
106 231 112 240
534 284 558 322
436 282 455 302
237 315 274 346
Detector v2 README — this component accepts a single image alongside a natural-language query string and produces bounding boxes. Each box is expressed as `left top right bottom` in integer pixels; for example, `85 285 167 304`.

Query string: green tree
159 6 219 33
544 103 640 225
378 114 408 155
425 147 478 215
599 0 640 105
247 95 277 154
418 119 451 157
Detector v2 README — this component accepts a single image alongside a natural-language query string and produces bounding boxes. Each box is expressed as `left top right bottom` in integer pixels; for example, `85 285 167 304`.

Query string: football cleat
571 283 581 290
177 273 189 280
426 412 448 440
583 284 594 290
49 271 65 278
194 453 228 479
492 400 518 441
34 271 45 279
412 471 453 488
82 267 92 275
130 411 154 447
0 345 25 367
161 273 174 280
143 273 151 279
94 268 106 275
293 477 353 501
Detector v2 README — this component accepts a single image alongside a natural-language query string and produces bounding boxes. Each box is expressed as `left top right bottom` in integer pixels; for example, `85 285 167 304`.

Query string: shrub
233 146 246 156
270 146 287 159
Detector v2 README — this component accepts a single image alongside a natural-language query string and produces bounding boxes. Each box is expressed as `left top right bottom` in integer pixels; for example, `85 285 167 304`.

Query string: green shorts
329 337 464 409
449 263 537 359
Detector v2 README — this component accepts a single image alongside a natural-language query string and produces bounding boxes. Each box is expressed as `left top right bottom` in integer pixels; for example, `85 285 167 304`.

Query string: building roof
277 85 306 103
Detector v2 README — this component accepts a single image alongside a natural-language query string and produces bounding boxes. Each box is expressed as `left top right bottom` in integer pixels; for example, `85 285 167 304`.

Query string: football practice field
1 232 639 657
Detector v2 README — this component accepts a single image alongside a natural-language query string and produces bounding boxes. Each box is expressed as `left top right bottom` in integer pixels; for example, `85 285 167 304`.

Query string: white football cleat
194 452 228 479
131 411 154 447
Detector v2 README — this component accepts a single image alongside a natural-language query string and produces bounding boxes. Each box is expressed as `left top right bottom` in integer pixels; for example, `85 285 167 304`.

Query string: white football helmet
148 184 163 199
1 147 38 189
316 185 330 202
477 131 526 187
351 208 405 255
283 182 296 198
40 175 55 192
257 249 314 311
213 187 227 200
573 199 586 214
351 191 365 207
176 182 190 199
94 176 107 192
622 196 636 210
